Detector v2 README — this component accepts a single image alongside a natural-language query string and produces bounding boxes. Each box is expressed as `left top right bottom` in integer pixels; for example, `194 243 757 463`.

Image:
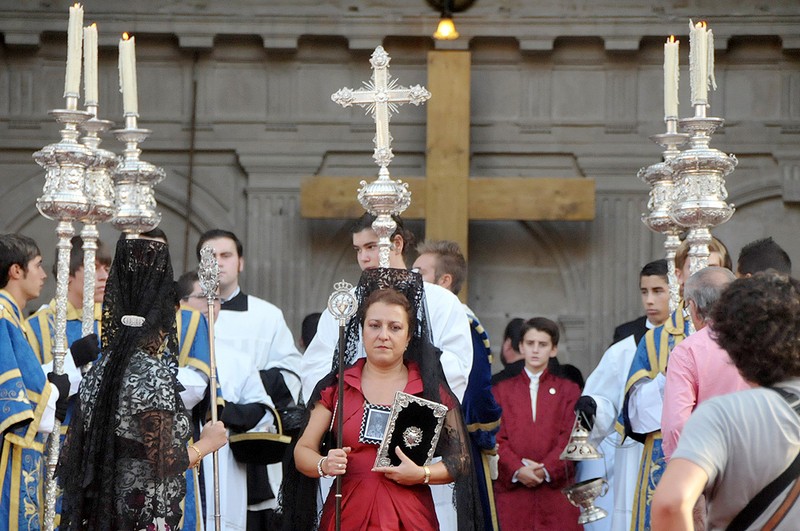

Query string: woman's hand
324 447 351 476
199 420 228 453
372 446 426 485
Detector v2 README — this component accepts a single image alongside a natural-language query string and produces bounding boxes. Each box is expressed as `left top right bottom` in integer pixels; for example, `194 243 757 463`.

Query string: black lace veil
280 267 483 530
59 237 180 530
333 267 431 372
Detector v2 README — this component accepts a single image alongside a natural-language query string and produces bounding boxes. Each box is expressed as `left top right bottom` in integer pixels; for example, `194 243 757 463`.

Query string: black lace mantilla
333 268 430 372
59 237 184 530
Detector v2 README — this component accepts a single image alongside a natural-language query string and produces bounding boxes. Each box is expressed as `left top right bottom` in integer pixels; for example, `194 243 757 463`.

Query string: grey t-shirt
672 378 800 530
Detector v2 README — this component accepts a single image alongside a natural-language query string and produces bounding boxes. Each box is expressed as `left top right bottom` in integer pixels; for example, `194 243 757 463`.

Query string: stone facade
1 1 798 375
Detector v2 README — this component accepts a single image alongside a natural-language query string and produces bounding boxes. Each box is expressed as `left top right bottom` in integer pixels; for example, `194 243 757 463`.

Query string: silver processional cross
331 46 431 267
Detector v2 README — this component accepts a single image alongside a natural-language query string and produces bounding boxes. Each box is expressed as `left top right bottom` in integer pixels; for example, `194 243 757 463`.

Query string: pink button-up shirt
662 325 753 460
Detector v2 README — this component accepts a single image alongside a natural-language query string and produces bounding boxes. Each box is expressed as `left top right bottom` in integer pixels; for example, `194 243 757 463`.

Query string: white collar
221 285 241 304
524 367 544 381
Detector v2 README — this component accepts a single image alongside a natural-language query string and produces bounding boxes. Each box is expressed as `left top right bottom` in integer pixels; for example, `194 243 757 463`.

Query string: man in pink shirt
661 266 747 461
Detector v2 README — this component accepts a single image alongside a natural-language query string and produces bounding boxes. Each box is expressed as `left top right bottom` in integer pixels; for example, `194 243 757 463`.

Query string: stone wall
1 1 798 375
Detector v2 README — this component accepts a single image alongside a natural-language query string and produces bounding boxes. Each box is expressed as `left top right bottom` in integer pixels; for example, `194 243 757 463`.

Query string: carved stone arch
713 167 800 267
1 158 48 233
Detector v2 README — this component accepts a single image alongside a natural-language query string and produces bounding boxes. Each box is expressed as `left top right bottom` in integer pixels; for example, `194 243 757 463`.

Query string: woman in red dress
281 268 481 531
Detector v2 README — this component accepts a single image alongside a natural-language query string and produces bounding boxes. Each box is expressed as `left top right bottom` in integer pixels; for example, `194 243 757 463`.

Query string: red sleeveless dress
318 359 438 531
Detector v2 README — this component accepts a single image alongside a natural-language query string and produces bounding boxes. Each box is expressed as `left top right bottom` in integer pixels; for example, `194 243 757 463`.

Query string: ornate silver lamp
639 119 689 313
33 92 94 531
110 114 165 234
332 46 430 267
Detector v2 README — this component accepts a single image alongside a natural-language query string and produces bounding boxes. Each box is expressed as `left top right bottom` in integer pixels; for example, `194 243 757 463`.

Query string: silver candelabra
669 103 736 275
111 114 165 234
32 93 94 531
79 104 116 337
639 118 689 313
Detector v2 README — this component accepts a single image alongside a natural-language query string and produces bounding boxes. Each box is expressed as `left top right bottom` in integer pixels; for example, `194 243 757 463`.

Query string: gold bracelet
189 444 203 469
423 465 431 485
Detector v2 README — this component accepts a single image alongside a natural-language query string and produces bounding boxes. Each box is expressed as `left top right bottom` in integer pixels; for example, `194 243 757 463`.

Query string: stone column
237 152 320 330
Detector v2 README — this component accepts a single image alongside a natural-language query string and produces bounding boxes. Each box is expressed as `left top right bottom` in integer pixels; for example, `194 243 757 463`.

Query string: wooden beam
300 176 595 220
469 177 595 221
425 50 472 254
299 176 426 219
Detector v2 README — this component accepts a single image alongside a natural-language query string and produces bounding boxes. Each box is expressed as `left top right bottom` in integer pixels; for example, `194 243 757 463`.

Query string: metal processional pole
79 101 116 341
33 90 94 531
199 246 222 531
639 118 689 313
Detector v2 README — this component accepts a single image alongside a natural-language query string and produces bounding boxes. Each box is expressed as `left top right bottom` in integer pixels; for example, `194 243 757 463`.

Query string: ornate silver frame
374 391 448 468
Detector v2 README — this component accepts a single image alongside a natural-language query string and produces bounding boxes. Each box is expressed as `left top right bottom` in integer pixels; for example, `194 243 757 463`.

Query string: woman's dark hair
711 272 800 386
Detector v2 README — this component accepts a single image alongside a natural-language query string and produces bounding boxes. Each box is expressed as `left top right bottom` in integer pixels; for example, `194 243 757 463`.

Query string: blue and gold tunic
621 304 690 531
0 290 52 531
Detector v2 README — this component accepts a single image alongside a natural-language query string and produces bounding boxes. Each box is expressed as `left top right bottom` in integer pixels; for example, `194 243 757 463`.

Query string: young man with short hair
196 228 301 531
622 237 731 531
413 239 503 531
492 317 582 530
575 258 671 531
0 233 70 530
736 236 792 277
612 259 671 346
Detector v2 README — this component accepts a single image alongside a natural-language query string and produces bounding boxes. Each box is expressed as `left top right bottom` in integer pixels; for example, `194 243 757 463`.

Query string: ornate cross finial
331 46 431 171
331 46 430 268
198 245 219 303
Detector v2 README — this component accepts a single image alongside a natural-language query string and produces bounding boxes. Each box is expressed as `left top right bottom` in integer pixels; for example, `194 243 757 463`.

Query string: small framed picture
359 403 391 445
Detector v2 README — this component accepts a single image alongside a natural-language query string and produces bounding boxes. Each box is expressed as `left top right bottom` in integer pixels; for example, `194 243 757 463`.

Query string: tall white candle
118 33 138 115
664 36 679 118
689 20 708 104
83 24 98 105
64 3 84 97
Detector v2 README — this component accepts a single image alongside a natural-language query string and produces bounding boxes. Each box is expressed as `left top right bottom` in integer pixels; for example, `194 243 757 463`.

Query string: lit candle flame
668 35 676 44
123 32 130 41
696 21 707 29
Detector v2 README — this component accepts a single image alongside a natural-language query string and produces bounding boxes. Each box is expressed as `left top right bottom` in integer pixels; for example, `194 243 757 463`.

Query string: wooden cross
303 50 595 260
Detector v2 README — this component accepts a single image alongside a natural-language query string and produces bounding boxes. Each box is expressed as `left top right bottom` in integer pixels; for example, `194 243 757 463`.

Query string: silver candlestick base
640 118 689 313
33 102 94 221
80 107 116 339
669 105 736 274
111 114 165 234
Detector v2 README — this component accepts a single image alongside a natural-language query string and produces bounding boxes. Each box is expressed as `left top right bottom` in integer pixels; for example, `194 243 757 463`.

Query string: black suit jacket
612 315 648 346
